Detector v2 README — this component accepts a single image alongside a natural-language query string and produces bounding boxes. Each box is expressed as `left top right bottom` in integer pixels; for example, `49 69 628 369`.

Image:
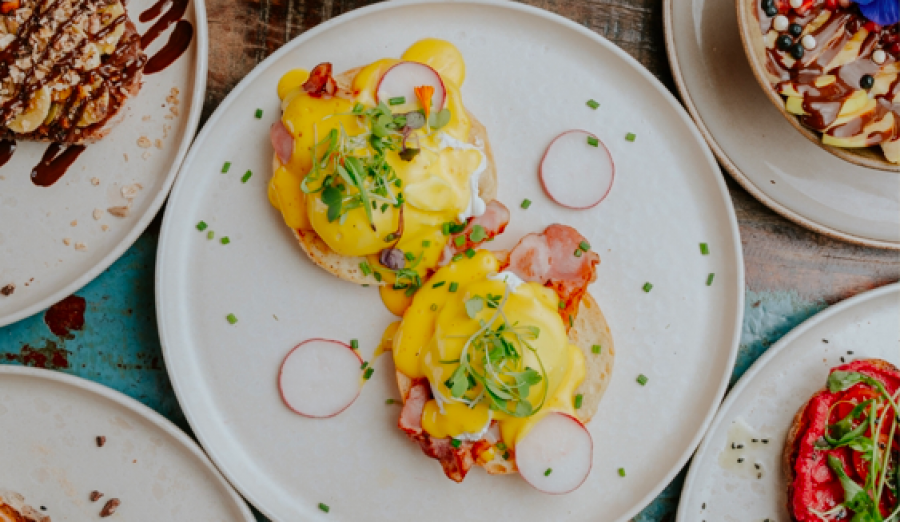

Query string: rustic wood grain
203 0 900 305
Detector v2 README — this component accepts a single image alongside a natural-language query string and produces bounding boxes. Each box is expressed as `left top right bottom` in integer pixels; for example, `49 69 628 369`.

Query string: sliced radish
376 62 446 114
515 413 593 494
270 120 294 165
278 338 362 418
540 130 614 209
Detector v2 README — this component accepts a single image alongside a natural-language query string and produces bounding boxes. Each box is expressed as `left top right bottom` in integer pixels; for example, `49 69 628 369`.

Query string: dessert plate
0 0 208 327
676 283 900 521
0 365 253 521
665 0 900 249
156 1 743 520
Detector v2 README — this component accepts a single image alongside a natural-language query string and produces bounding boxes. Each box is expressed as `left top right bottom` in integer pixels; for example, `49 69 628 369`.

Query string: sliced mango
823 111 893 148
802 10 832 36
881 136 900 163
837 89 869 118
785 96 808 115
815 75 836 88
823 28 868 71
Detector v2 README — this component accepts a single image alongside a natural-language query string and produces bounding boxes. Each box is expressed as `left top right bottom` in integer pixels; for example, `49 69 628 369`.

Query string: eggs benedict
391 224 614 492
268 39 508 297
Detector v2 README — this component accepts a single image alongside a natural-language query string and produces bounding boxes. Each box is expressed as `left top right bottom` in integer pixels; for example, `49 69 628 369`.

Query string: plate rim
0 0 211 328
674 281 900 521
156 1 746 520
0 364 255 521
662 0 900 251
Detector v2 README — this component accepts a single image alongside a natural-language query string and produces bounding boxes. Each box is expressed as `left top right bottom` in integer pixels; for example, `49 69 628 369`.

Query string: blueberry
765 4 779 16
777 34 794 50
790 43 805 59
788 23 803 36
860 74 875 89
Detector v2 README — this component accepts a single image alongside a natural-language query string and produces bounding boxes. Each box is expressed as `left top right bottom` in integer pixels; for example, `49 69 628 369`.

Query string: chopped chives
521 199 532 209
586 99 600 109
361 361 368 370
196 221 208 231
363 367 374 380
544 468 553 476
587 136 599 147
496 442 507 451
430 303 438 311
626 132 637 142
404 251 415 261
451 438 461 448
579 240 591 252
385 398 395 404
241 170 252 183
359 262 372 276
442 223 451 236
465 248 476 259
226 313 237 324
221 162 231 173
254 108 263 119
318 503 330 513
422 240 431 247
642 282 653 293
374 272 382 282
220 237 230 245
592 344 601 354
448 282 459 293
469 224 487 243
432 281 446 288
618 468 626 477
502 451 510 460
574 394 583 409
574 249 582 257
452 253 463 262
637 374 649 386
350 339 359 350
558 300 565 309
700 243 710 255
569 315 574 328
207 231 214 240
388 96 406 106
706 273 715 286
454 235 466 248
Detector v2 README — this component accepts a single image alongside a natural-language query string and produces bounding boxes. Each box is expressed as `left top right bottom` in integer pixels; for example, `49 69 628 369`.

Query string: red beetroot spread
789 360 900 521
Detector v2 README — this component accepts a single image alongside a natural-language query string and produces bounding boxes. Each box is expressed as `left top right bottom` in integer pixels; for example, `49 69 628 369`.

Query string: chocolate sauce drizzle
139 0 192 75
144 18 192 74
31 143 86 186
0 139 15 168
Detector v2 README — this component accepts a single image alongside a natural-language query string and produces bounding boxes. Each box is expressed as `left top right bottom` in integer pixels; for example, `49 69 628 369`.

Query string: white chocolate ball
789 0 803 9
873 49 887 65
773 15 789 31
801 35 816 50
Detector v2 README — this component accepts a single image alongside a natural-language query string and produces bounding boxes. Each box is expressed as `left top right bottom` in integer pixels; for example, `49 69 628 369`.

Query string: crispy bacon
302 62 337 98
438 200 510 265
504 224 599 329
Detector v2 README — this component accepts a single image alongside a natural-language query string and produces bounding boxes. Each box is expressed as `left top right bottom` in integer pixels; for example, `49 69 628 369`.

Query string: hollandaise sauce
268 39 488 296
392 251 586 450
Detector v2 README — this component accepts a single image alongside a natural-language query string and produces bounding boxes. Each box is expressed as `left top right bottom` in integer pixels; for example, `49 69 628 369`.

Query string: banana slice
77 89 110 127
7 85 51 133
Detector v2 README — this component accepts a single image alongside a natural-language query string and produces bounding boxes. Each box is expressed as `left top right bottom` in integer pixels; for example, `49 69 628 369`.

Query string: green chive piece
454 235 466 248
388 96 406 106
254 108 263 119
221 162 231 173
574 249 583 257
196 221 208 231
404 251 415 261
422 240 431 247
360 262 372 276
521 199 532 209
626 132 637 142
707 273 715 286
586 99 600 109
351 339 359 350
226 313 237 325
700 243 710 255
241 170 252 183
221 237 230 245
363 367 374 380
637 374 649 386
374 272 382 282
469 224 487 243
579 240 591 252
361 361 368 370
569 315 574 328
544 468 553 476
442 223 451 236
465 248 476 259
574 394 583 409
558 299 565 309
449 282 459 293
502 451 510 460
207 231 214 240
592 344 601 354
587 136 599 147
496 442 507 451
430 303 438 311
452 253 463 262
618 468 626 477
385 399 395 404
451 438 461 448
318 503 330 513
432 281 446 288
642 282 653 293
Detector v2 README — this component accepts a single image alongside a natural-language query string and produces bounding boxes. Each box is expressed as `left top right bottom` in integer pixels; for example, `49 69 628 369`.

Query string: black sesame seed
777 35 794 50
738 457 745 463
702 503 707 509
847 350 854 354
823 339 829 343
789 23 803 36
790 43 805 59
755 463 761 469
861 74 875 89
762 439 770 443
731 443 736 449
765 4 779 16
752 438 759 442
40 507 47 511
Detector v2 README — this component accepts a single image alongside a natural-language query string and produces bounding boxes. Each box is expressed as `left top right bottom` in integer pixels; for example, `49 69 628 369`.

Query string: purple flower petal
859 0 900 26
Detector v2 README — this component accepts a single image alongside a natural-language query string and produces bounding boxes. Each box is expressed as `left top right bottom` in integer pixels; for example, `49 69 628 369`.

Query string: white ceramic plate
676 283 900 521
156 1 744 520
0 365 253 521
664 0 900 249
0 0 208 327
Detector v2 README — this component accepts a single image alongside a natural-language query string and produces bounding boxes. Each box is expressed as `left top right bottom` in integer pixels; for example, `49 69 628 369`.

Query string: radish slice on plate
279 338 362 418
376 62 446 113
540 130 614 209
515 412 593 494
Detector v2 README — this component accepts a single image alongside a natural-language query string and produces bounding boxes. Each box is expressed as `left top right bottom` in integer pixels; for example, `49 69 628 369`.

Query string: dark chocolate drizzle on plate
0 139 16 168
31 143 86 187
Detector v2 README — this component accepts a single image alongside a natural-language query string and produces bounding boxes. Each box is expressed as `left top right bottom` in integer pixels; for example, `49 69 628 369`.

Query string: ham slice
270 120 294 165
302 62 337 97
504 224 599 329
438 200 510 265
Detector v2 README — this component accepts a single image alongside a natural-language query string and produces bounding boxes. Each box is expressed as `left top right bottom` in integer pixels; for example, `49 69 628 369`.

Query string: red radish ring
515 413 593 494
278 338 363 418
376 62 446 113
540 130 614 209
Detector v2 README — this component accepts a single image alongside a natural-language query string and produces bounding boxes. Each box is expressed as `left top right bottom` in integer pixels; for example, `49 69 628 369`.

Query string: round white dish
664 0 900 249
0 365 253 521
676 283 900 521
156 1 744 520
0 0 209 328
